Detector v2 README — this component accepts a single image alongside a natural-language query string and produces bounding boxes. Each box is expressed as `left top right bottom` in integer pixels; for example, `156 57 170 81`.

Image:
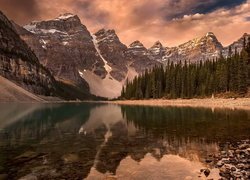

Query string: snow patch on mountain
92 34 112 75
23 23 37 33
78 70 122 99
55 13 75 20
62 41 69 46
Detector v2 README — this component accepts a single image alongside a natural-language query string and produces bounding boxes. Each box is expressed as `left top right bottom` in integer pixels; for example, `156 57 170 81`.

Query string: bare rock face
127 40 148 56
161 32 223 63
21 15 158 98
0 11 56 96
223 33 250 57
94 30 161 81
148 32 249 64
127 40 162 73
148 41 166 62
22 13 106 88
94 29 128 81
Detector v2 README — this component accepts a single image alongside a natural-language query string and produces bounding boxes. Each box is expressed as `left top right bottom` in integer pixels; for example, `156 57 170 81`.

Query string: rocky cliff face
16 12 248 98
148 32 249 64
0 11 55 96
150 32 223 64
126 40 161 73
94 29 128 81
21 17 160 98
148 41 166 62
22 13 106 88
222 33 250 57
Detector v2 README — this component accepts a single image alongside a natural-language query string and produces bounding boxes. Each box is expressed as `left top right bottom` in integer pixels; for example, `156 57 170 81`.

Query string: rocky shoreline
203 140 250 179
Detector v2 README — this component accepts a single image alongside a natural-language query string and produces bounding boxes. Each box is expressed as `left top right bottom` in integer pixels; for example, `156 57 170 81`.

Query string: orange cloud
1 0 249 48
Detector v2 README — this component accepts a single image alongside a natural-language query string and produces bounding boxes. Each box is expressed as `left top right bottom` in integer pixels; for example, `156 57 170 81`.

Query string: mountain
127 40 161 73
222 33 250 57
148 41 166 62
0 11 102 101
149 32 223 63
93 28 127 82
10 12 249 99
21 13 106 88
148 32 250 64
20 15 160 98
127 40 148 56
0 11 56 97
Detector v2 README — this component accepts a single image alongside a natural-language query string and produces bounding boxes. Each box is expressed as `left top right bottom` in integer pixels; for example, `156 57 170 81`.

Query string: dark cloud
193 0 247 14
160 0 248 20
0 0 40 24
73 0 109 25
245 16 250 21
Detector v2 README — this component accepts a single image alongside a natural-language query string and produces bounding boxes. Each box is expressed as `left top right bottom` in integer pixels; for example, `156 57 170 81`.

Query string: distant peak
129 40 144 48
95 28 116 35
55 13 77 20
94 28 119 43
243 33 249 37
152 41 163 48
206 32 215 37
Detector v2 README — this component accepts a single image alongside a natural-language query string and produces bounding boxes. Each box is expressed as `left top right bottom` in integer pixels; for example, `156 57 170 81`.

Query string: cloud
0 0 40 24
246 16 250 21
0 0 249 47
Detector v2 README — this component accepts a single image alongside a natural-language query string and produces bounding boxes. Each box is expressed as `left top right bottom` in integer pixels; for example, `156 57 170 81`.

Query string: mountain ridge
12 12 250 98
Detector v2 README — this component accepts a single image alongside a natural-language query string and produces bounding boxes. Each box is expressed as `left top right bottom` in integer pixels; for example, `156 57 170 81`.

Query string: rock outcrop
127 40 161 73
0 11 56 96
22 13 106 88
150 32 223 64
222 33 250 57
148 32 250 64
94 29 128 81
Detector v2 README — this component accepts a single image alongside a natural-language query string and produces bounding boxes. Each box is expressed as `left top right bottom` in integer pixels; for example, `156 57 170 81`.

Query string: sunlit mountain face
1 0 249 47
0 103 249 179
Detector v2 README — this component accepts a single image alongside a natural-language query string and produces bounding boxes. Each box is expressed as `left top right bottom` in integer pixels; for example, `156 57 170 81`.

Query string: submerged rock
62 153 79 163
204 169 210 177
19 174 38 180
208 139 250 179
0 174 8 180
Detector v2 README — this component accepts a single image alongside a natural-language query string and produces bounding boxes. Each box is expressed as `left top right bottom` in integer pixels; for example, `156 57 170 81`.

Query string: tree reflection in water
0 103 249 179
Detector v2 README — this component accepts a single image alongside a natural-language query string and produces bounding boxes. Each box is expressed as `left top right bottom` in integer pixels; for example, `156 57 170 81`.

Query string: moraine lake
0 103 249 179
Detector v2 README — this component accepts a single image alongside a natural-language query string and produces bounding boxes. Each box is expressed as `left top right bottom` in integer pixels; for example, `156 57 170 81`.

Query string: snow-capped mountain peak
55 13 76 20
206 32 215 37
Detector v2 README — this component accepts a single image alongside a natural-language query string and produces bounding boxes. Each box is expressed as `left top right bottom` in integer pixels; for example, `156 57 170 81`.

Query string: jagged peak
95 28 116 36
129 40 145 48
206 32 215 37
55 13 77 20
24 13 80 28
94 28 120 43
242 33 250 37
151 41 163 48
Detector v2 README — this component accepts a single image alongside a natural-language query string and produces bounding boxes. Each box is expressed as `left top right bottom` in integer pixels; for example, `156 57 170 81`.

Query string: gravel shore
108 98 250 110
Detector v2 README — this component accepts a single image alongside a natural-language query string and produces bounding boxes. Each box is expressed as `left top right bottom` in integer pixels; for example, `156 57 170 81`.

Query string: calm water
0 103 249 179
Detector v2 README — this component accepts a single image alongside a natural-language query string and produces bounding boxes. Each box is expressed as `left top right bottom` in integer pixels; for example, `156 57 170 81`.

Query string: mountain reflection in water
0 103 249 179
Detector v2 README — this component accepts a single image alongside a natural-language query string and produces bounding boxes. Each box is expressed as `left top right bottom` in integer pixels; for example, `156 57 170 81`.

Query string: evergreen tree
120 48 249 100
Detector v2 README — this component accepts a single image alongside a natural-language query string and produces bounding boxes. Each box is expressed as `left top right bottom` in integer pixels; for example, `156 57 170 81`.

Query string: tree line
121 38 250 99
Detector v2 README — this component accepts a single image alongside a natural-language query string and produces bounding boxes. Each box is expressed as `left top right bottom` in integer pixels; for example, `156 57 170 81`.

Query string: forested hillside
121 37 250 99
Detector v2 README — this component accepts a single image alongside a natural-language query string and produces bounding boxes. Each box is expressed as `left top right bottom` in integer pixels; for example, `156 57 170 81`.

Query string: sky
0 0 250 47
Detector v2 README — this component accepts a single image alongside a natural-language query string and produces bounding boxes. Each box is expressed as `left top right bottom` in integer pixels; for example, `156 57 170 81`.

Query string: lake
0 103 249 179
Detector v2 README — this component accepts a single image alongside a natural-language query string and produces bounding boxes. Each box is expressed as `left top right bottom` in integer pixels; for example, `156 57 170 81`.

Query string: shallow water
0 103 249 179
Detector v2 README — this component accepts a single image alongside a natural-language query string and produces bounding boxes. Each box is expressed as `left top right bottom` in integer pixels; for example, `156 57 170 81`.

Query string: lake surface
0 103 249 179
